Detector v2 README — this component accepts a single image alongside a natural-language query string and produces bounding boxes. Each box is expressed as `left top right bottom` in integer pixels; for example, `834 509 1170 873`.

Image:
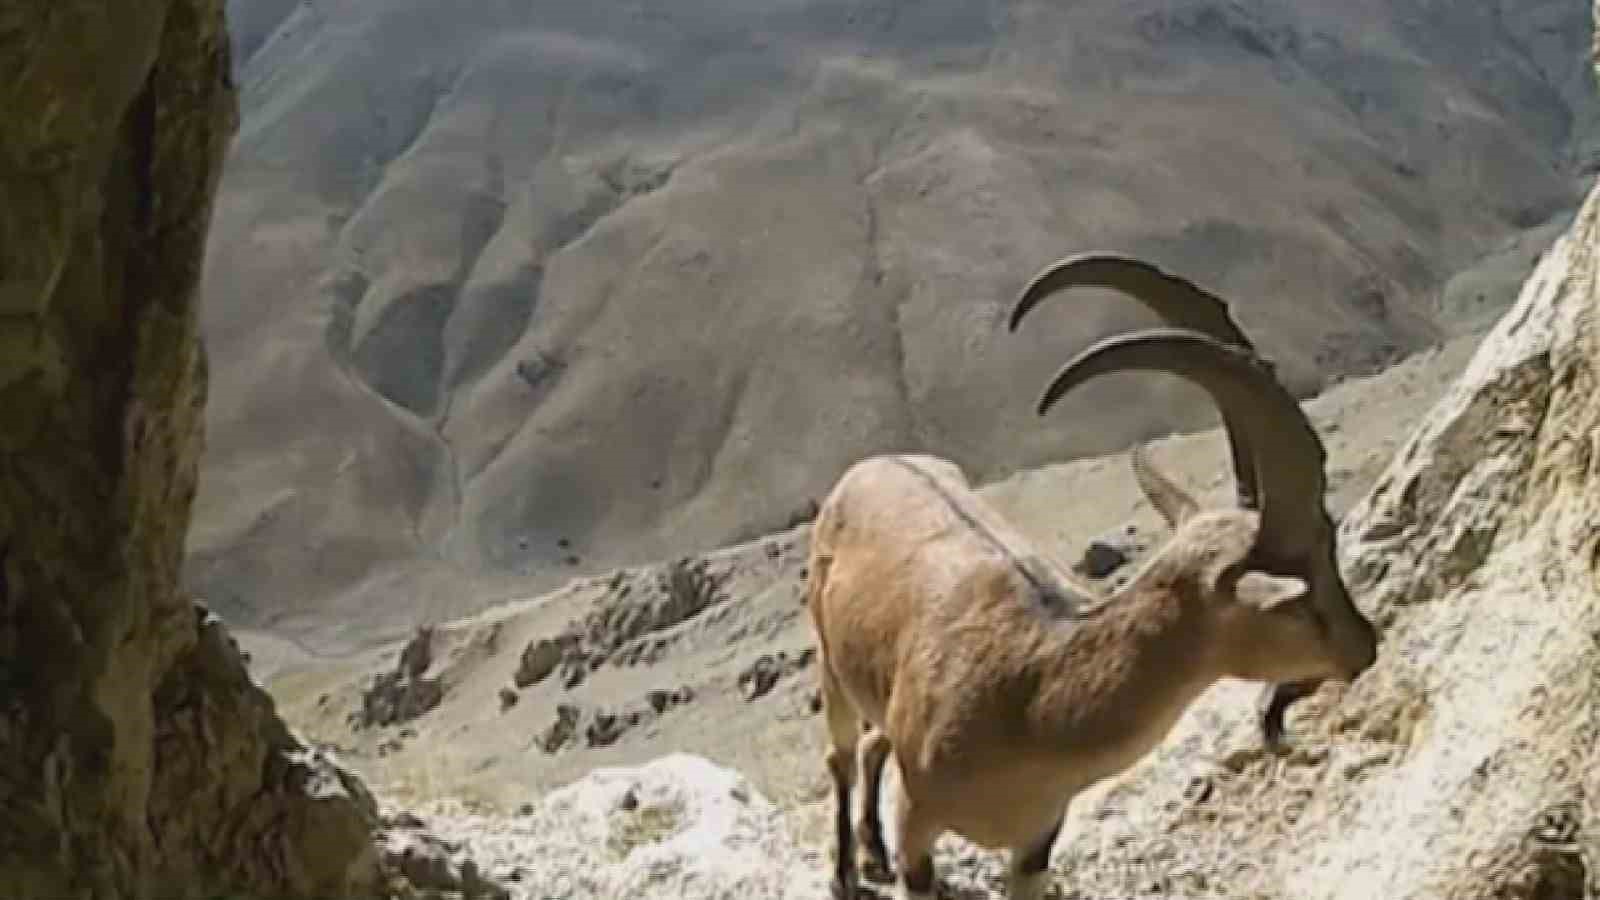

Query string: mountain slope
194 0 1598 650
265 174 1600 900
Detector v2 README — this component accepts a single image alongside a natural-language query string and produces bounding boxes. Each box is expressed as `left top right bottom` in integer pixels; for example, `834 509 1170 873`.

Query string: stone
0 1 384 895
513 635 575 688
1075 529 1148 580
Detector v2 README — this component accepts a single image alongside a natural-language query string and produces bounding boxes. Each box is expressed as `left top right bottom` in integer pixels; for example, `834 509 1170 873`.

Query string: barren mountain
194 0 1600 650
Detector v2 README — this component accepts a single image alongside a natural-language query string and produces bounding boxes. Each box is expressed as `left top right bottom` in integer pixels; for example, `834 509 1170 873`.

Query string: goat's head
1009 255 1379 745
1130 507 1361 691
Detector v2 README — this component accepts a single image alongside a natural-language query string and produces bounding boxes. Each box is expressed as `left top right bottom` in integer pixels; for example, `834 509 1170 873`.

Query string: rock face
0 3 383 897
190 0 1600 652
1000 144 1600 900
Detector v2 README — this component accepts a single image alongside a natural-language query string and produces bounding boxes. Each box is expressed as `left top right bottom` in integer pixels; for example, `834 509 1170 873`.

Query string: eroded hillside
195 0 1600 651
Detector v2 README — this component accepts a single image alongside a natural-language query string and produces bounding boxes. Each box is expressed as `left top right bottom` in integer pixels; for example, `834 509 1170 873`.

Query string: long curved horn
1037 327 1326 564
1008 253 1260 511
1009 253 1254 349
1130 443 1199 528
1026 287 1370 749
1036 323 1376 743
1038 328 1271 419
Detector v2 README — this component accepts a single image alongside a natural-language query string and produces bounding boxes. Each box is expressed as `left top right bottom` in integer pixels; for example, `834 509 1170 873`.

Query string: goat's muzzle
1260 680 1319 751
1260 627 1378 750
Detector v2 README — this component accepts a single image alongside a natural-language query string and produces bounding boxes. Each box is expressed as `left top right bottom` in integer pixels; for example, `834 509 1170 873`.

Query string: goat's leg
855 726 893 883
890 778 938 900
1006 816 1063 900
822 672 863 900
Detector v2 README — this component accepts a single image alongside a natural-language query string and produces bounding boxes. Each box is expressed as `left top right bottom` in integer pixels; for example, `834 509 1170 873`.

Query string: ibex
804 253 1378 900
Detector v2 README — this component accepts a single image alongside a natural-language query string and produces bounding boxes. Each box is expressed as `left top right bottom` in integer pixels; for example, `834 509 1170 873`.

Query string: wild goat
804 254 1378 900
1010 252 1371 736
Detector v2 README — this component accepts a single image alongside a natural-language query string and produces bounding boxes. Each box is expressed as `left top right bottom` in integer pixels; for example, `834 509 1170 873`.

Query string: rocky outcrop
986 148 1600 900
534 687 697 755
146 603 383 895
508 555 734 693
0 2 384 896
735 648 817 703
355 626 446 729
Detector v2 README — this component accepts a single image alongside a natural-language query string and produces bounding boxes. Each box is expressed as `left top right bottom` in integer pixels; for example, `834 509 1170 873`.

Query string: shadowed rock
0 3 388 894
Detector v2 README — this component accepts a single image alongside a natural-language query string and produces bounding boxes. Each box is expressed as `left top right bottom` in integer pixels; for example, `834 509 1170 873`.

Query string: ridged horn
1037 327 1324 563
1009 252 1253 349
1009 253 1260 512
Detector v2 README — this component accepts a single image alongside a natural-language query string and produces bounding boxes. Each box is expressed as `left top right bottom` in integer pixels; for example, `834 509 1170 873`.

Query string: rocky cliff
0 3 383 896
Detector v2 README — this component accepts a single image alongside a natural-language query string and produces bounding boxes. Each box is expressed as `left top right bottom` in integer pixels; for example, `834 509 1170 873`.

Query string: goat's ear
1235 572 1308 611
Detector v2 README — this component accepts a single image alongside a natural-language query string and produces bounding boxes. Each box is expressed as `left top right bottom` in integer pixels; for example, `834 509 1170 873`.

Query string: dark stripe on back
886 457 1078 614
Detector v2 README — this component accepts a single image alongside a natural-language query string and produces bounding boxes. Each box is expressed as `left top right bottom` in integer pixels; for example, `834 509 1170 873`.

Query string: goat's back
812 454 1050 564
806 454 1070 726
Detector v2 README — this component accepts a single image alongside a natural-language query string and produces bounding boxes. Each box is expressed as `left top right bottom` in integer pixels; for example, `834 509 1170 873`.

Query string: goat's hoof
831 877 860 900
